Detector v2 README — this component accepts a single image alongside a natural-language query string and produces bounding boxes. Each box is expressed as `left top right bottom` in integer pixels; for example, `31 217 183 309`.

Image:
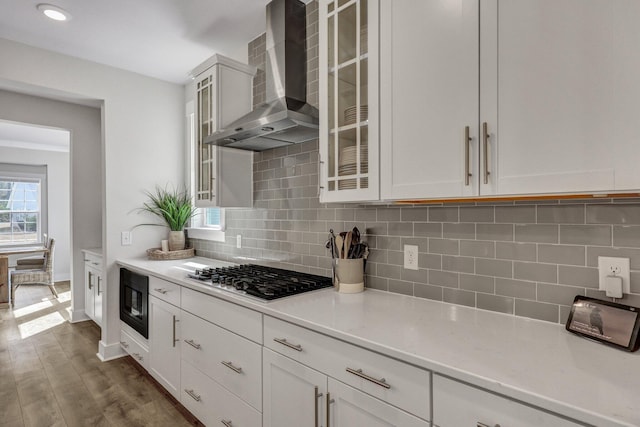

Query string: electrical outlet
598 256 630 295
121 231 132 246
404 244 419 270
236 234 242 249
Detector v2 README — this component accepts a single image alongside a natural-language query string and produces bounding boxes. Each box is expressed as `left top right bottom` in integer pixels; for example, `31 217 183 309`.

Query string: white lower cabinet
263 348 328 427
149 295 181 400
432 375 582 427
181 359 262 427
83 250 103 326
120 328 148 371
180 310 262 411
328 378 429 427
263 347 429 427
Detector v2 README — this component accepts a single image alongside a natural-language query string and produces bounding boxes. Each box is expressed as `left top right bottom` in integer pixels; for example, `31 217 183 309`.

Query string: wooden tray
146 247 195 260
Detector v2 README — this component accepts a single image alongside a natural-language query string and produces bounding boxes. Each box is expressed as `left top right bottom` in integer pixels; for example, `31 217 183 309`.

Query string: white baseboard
97 340 126 362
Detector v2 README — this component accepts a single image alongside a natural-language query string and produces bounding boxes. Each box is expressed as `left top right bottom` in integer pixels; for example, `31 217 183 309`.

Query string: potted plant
139 185 196 251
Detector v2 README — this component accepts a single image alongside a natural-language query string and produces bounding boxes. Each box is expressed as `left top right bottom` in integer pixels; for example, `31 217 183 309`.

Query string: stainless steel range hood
205 0 318 151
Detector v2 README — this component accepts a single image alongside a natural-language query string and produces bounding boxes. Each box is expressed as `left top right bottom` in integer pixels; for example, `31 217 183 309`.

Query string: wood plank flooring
0 282 197 427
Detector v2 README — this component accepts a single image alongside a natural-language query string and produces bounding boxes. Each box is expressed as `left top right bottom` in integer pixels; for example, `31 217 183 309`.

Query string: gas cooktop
187 264 333 301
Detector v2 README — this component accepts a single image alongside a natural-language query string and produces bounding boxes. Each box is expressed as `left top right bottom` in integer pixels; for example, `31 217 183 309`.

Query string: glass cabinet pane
337 4 357 64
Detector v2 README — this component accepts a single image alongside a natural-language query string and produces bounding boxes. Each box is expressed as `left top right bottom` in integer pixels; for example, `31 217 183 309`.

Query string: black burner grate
188 264 332 300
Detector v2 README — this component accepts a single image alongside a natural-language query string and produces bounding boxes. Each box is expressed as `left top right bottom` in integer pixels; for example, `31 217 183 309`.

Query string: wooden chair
10 238 57 306
15 233 48 271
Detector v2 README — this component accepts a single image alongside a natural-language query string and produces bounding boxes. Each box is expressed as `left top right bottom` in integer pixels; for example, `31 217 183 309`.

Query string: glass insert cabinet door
195 72 217 206
319 0 379 203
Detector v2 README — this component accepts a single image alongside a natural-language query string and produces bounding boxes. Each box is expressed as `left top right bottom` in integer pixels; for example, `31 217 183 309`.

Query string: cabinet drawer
120 329 149 371
433 375 581 427
149 276 181 306
181 360 262 427
264 316 431 420
181 287 262 344
181 311 262 410
83 252 102 269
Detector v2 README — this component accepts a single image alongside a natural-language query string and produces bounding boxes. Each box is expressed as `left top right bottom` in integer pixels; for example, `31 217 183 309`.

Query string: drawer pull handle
184 339 201 350
185 389 201 402
326 392 334 427
221 420 233 427
120 341 129 348
345 367 391 389
221 361 243 374
477 423 501 427
154 288 168 294
274 337 303 352
132 352 143 361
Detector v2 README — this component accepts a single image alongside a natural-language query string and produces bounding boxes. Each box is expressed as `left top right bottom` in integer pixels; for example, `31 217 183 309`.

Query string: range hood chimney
205 0 318 151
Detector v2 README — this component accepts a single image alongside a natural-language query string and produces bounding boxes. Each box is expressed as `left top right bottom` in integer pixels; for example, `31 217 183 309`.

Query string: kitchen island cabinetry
148 294 181 400
433 375 583 427
82 249 103 326
318 0 380 203
380 0 640 200
191 54 255 208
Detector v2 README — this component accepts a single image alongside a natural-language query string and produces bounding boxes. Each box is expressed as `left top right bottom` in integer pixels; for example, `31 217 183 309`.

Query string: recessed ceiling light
37 4 72 21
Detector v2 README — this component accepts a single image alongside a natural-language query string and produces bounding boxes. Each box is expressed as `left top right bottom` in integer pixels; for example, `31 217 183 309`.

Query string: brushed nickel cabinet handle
185 389 201 402
120 341 129 348
154 288 168 294
477 423 500 427
326 392 334 427
221 361 243 374
172 315 179 347
88 271 93 290
221 421 232 427
273 337 303 352
314 386 324 427
483 122 491 184
345 367 391 389
97 277 102 295
318 154 325 196
464 126 472 185
132 352 143 361
184 339 201 350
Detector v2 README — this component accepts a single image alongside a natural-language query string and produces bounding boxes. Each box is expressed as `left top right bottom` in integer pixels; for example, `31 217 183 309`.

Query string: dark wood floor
0 282 195 427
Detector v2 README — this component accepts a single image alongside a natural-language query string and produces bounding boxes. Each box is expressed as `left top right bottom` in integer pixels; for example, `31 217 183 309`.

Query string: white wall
0 38 185 361
0 146 71 281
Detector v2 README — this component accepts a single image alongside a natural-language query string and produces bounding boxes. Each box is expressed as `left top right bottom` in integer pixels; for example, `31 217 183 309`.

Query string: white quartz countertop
118 256 640 427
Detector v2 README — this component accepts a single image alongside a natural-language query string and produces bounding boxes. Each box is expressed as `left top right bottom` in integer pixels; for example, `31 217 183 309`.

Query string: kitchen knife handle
483 122 491 184
464 126 472 186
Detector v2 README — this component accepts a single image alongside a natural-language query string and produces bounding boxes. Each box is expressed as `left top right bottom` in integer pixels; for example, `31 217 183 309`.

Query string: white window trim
186 100 225 243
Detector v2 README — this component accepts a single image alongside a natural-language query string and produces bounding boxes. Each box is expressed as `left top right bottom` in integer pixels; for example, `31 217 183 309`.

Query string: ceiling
0 0 273 84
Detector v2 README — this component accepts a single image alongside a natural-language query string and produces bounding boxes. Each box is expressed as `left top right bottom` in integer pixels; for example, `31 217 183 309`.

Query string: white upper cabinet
380 0 640 201
380 0 479 200
480 0 640 196
319 0 380 203
191 55 255 207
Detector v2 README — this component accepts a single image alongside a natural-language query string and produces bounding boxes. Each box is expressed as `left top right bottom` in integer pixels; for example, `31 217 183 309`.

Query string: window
0 163 47 247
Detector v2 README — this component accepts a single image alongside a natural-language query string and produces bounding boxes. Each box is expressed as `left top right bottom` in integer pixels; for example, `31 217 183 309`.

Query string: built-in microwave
119 268 148 339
